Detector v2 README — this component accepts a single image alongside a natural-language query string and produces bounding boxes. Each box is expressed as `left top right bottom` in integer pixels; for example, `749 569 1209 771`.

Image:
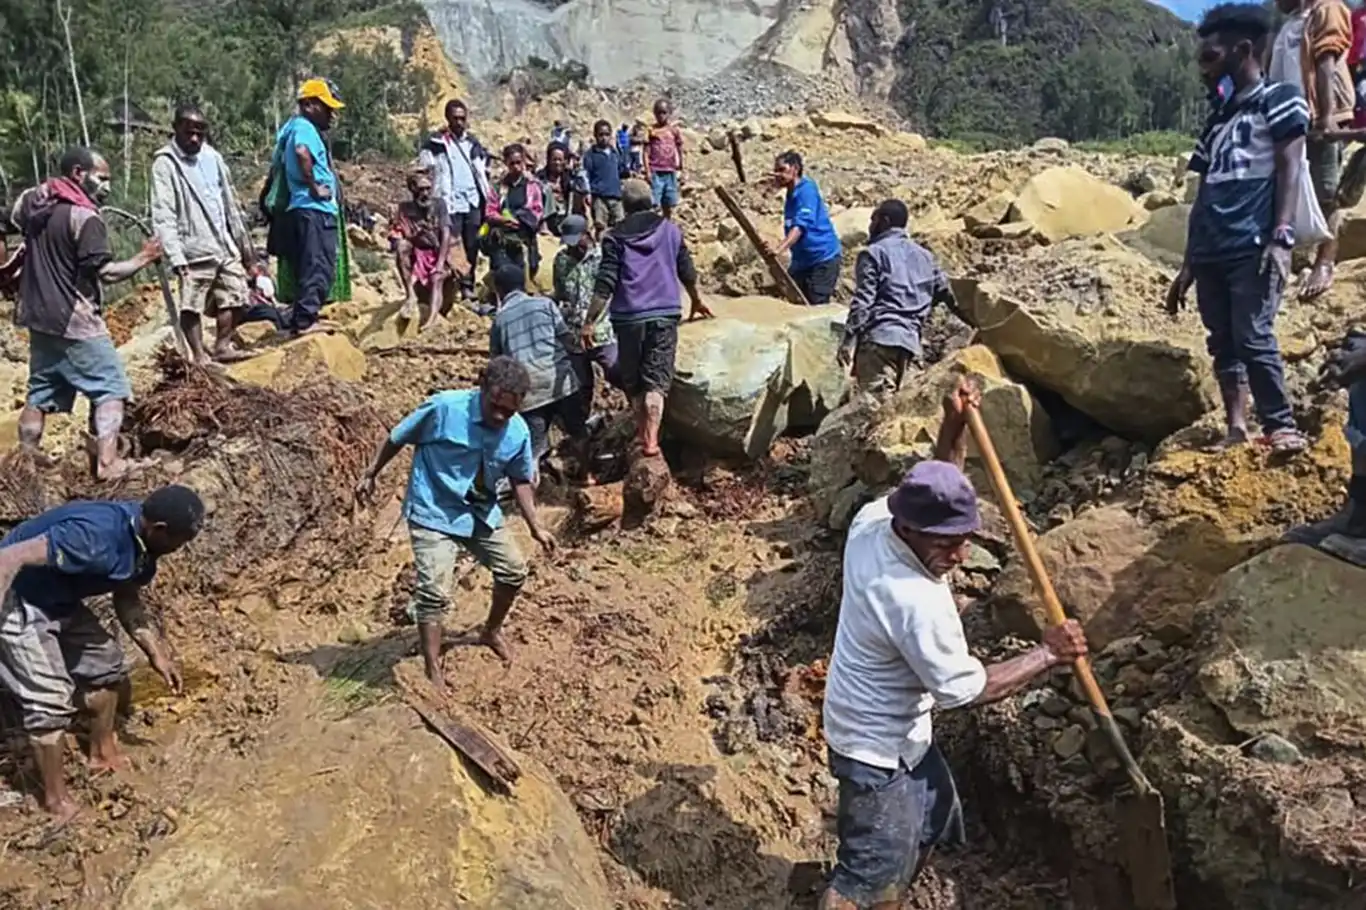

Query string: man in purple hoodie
583 179 712 457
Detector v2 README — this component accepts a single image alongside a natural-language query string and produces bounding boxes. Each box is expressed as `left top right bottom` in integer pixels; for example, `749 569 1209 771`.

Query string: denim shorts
651 171 680 208
828 745 966 906
27 331 131 413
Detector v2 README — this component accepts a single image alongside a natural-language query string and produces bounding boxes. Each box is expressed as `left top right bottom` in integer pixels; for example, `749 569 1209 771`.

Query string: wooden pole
726 130 745 183
713 186 810 307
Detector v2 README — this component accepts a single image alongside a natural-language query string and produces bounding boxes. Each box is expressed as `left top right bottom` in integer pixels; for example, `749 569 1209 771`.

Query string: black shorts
522 389 591 460
613 316 680 397
790 256 841 306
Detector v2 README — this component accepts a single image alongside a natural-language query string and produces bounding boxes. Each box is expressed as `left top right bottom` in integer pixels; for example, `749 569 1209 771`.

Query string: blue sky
1153 0 1209 20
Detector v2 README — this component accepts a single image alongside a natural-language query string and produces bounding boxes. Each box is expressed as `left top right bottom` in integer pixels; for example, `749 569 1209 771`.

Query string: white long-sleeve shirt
822 497 988 770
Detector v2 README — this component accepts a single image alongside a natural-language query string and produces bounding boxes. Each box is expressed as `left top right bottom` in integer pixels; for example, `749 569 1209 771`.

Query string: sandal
1262 428 1309 454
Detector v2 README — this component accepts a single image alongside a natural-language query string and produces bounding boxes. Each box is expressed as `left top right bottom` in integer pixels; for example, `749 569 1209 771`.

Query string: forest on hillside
0 0 434 210
890 0 1209 146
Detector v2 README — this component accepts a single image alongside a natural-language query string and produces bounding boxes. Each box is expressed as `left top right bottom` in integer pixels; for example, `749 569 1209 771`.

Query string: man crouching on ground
355 356 556 690
820 379 1088 909
0 485 204 824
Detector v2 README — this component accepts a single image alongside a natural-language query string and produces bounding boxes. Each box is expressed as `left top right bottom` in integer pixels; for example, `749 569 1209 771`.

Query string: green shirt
552 246 614 348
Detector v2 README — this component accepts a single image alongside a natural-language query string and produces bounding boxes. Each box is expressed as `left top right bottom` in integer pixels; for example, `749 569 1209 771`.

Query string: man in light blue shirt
768 150 843 305
273 78 342 335
355 356 556 690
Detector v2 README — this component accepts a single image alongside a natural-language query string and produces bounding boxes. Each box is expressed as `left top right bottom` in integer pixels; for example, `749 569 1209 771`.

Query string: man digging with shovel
820 378 1090 909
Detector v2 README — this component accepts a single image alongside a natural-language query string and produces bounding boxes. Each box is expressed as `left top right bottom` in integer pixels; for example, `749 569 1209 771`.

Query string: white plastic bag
1291 152 1332 247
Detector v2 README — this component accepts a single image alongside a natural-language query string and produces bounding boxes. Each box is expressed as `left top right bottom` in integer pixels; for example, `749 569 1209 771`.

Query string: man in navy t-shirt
0 485 204 822
767 150 843 305
1167 3 1308 454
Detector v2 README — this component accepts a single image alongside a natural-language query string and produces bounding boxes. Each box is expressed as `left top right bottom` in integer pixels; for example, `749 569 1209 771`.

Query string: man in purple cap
820 379 1089 910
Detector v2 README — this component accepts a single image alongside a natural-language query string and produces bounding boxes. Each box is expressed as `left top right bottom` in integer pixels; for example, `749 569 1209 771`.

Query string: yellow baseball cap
298 78 344 110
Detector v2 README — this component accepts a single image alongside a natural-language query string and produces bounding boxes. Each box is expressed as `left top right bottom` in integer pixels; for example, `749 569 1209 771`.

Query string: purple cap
887 461 980 536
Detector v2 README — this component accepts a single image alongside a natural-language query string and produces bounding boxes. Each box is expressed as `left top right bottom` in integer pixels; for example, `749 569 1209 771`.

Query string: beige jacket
150 141 250 269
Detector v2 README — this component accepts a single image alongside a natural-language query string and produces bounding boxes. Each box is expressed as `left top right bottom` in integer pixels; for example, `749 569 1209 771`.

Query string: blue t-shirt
2 501 155 613
1186 80 1308 264
583 146 624 199
784 177 842 272
277 116 338 215
390 389 536 537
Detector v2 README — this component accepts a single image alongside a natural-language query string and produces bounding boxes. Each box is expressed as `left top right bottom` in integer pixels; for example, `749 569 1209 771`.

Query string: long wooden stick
726 130 746 183
963 405 1156 796
714 186 810 307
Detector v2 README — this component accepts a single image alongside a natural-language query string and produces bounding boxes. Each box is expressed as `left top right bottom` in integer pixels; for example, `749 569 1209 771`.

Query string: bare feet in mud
452 629 514 663
96 458 151 483
44 796 81 828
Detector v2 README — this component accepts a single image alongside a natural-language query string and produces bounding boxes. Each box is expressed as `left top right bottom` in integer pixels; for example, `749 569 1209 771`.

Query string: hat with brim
886 460 980 536
299 78 345 110
559 214 589 246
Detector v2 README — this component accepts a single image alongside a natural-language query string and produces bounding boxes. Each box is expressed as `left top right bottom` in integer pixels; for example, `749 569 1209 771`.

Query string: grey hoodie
150 141 250 269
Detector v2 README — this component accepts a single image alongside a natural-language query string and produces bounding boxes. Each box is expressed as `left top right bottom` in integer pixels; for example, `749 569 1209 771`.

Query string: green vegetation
0 0 435 213
892 0 1207 146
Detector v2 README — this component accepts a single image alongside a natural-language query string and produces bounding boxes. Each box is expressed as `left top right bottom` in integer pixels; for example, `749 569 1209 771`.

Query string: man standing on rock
1167 3 1310 453
646 99 684 219
1269 0 1355 300
418 99 491 303
821 380 1089 909
840 199 955 393
13 146 163 481
584 179 712 458
0 485 204 823
488 263 589 478
767 151 843 306
270 78 344 337
151 104 259 366
355 356 556 687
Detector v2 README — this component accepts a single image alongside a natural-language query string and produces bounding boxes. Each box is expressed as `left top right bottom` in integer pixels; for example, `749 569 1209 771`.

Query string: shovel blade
1116 790 1177 910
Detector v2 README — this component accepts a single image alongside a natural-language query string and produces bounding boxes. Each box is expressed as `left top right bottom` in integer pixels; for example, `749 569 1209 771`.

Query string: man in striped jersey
1167 3 1310 454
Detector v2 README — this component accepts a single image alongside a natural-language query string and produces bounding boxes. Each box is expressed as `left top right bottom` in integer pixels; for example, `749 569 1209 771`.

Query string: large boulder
831 207 875 248
809 110 887 137
667 296 847 459
119 701 610 910
952 243 1217 442
1008 166 1146 244
809 345 1057 525
1118 203 1189 270
227 334 367 390
990 505 1219 648
1198 545 1366 745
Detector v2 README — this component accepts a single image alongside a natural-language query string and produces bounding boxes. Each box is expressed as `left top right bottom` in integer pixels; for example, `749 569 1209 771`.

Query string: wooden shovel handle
962 406 1113 718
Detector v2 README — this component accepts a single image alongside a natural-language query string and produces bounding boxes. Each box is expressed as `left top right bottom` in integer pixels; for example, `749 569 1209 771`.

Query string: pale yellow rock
808 345 1057 522
830 206 875 248
897 132 928 152
1139 190 1179 211
809 110 887 137
1033 137 1070 154
118 701 610 910
961 191 1016 231
1008 166 1146 243
1199 546 1366 747
227 334 367 391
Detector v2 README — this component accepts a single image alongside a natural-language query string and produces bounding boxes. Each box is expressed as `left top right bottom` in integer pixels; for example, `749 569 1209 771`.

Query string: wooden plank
713 186 810 307
396 665 521 794
726 130 746 183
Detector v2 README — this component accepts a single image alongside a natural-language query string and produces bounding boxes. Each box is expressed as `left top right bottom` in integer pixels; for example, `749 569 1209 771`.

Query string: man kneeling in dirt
355 356 557 687
0 485 203 823
821 380 1088 909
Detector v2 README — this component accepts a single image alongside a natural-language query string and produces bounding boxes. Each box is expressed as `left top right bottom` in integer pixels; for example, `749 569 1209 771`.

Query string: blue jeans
651 171 680 208
1191 254 1295 433
828 745 965 905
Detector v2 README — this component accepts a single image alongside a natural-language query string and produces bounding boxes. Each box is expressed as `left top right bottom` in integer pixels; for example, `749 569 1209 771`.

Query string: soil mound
118 698 610 910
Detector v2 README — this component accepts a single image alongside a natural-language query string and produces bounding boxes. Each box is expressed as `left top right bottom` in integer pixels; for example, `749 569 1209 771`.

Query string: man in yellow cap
267 78 344 336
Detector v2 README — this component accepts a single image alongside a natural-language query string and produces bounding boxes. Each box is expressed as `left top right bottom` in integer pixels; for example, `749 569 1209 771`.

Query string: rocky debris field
2 101 1366 910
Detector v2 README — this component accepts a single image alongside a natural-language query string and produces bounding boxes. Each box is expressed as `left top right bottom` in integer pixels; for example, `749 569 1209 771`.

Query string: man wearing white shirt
820 380 1089 910
418 99 491 301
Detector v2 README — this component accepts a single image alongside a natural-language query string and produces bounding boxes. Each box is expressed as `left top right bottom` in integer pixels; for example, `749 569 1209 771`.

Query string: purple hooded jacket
592 211 697 322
